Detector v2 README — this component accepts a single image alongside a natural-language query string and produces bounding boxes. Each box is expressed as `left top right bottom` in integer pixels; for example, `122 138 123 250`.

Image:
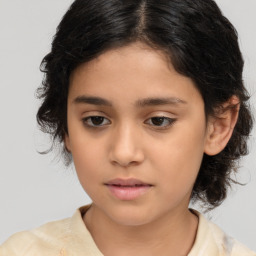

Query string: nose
109 123 145 167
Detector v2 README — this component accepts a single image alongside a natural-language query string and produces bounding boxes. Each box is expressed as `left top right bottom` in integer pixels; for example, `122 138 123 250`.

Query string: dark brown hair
37 0 253 209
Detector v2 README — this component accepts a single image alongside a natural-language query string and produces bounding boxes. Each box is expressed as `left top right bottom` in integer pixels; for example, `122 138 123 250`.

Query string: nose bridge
109 120 144 166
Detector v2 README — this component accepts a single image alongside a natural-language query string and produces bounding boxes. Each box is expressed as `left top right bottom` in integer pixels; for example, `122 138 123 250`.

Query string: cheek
70 135 105 184
150 123 206 191
72 147 105 201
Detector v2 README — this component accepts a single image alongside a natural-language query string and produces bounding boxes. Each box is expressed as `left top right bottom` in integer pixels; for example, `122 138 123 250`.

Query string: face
65 42 210 226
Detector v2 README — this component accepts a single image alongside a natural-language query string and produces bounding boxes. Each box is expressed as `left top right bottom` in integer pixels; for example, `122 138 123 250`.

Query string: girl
1 0 255 255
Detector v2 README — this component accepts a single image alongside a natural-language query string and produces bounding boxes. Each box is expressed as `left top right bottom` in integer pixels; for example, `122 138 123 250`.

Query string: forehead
68 42 203 109
70 42 171 84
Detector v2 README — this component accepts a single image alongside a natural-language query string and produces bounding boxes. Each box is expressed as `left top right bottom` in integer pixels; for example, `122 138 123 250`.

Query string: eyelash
82 116 111 127
145 116 176 129
82 116 176 129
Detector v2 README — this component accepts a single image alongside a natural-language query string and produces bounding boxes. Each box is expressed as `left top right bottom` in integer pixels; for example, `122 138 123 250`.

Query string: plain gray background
0 0 255 251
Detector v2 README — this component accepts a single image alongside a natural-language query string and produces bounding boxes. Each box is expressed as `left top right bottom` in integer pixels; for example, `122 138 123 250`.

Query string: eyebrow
73 96 187 107
135 97 187 107
73 96 112 106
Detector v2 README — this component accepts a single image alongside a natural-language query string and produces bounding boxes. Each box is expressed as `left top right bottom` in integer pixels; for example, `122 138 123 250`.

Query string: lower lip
106 185 152 200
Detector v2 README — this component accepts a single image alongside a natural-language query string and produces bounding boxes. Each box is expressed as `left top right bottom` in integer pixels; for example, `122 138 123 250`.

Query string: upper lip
105 178 152 186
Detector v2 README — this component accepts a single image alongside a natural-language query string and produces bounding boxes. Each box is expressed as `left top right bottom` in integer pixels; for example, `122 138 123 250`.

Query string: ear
204 96 240 156
64 133 71 152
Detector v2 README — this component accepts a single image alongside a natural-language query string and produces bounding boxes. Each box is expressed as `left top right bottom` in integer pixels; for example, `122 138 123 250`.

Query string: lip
105 178 153 201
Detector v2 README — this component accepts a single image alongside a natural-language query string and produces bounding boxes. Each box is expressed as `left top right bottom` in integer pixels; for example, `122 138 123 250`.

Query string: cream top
1 205 255 256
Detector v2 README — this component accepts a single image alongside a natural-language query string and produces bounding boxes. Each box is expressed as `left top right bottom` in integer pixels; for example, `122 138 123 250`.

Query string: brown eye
83 116 111 127
145 117 176 128
151 117 165 126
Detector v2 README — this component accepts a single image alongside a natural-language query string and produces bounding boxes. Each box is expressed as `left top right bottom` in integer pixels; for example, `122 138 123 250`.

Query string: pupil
91 116 104 125
152 117 164 126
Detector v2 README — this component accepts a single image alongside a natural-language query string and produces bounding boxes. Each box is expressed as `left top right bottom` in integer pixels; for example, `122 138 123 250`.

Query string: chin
105 205 157 227
111 215 152 227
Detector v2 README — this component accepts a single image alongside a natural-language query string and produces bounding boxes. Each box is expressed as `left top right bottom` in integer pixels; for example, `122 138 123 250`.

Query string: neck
84 204 199 256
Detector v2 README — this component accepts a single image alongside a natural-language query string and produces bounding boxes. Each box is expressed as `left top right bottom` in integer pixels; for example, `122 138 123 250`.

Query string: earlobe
204 96 240 156
64 133 71 152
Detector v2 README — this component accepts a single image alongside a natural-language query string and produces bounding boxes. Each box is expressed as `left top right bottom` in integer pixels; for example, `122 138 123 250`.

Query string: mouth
104 178 153 200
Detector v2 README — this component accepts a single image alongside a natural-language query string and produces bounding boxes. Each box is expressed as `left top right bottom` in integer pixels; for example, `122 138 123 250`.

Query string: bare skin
65 42 239 256
84 201 198 256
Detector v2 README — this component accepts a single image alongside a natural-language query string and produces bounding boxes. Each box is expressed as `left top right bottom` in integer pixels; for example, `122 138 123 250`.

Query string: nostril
108 131 145 166
110 159 141 167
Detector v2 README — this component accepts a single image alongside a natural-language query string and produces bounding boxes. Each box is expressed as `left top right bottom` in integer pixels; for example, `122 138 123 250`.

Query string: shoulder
193 210 256 256
0 217 71 256
230 239 256 256
0 205 102 256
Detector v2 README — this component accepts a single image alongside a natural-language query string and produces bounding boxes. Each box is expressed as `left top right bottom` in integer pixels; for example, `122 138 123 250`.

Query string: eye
145 116 176 128
82 116 111 127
